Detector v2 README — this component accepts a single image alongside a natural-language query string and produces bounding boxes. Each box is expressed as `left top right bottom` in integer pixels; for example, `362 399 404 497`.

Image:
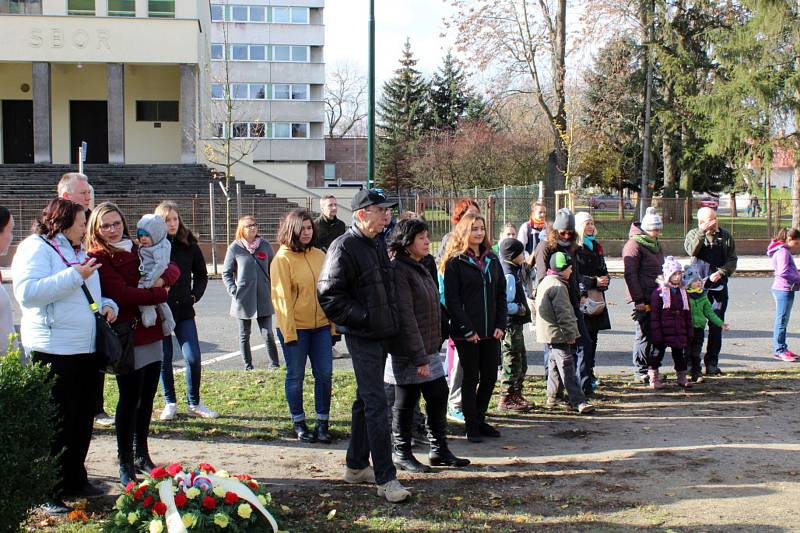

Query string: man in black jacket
317 189 410 503
315 195 346 252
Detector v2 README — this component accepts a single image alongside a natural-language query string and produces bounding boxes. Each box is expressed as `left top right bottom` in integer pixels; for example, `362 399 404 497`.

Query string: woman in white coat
12 199 117 515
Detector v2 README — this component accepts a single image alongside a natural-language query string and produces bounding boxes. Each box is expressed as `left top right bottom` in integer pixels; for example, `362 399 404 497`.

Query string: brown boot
648 369 664 390
499 395 525 411
512 391 532 410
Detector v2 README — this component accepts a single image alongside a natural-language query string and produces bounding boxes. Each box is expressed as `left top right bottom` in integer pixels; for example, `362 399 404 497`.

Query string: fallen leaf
327 509 337 520
280 504 291 513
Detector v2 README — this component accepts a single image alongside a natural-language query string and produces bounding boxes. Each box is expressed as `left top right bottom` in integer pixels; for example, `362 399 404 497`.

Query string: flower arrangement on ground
106 463 279 533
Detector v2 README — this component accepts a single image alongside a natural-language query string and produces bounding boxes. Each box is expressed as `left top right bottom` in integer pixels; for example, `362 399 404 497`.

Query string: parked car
694 195 719 210
589 194 633 210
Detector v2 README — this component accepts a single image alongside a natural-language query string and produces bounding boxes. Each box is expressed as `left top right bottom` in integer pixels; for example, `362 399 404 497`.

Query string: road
5 276 794 375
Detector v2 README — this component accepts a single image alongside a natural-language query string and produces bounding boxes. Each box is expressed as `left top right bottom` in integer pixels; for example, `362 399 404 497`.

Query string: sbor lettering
28 28 111 50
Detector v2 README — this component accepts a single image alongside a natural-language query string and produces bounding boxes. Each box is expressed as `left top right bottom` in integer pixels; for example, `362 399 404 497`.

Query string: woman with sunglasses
222 216 279 370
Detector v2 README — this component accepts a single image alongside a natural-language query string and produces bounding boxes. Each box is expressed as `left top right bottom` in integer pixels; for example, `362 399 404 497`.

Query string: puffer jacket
317 225 399 339
622 222 664 305
576 240 611 332
534 238 582 310
650 286 693 348
535 274 579 344
392 253 441 367
767 240 800 292
443 248 506 340
12 233 118 355
166 233 208 322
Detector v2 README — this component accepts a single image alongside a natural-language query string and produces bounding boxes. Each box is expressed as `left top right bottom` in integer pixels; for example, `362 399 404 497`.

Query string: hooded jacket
535 274 579 344
767 240 800 292
622 222 664 305
650 285 693 349
688 290 724 329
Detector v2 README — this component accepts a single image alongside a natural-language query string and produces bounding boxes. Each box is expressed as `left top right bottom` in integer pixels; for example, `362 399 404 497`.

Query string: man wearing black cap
317 189 410 503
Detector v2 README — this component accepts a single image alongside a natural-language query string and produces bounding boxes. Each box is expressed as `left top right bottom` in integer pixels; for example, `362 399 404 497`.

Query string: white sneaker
344 466 375 484
94 412 115 427
188 402 219 419
377 479 411 503
577 402 595 415
159 403 177 421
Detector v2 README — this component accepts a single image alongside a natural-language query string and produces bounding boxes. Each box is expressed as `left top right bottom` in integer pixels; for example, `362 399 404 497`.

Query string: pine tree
377 38 430 194
428 52 469 131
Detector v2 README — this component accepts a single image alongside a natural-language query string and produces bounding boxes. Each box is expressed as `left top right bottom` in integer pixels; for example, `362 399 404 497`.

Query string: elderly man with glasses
317 189 410 504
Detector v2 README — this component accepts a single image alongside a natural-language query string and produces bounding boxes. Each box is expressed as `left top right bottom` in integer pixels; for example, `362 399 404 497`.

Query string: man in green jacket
684 207 737 375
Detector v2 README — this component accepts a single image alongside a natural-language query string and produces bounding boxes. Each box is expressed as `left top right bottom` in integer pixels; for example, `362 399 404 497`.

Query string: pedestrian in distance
315 195 346 253
649 257 694 389
766 227 800 362
440 212 506 443
535 251 594 414
154 201 217 421
317 189 411 503
518 200 548 260
222 216 280 371
271 208 334 444
386 218 470 472
682 265 729 382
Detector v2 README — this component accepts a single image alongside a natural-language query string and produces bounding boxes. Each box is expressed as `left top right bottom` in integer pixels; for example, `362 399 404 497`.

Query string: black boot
118 452 138 487
267 332 280 369
134 445 156 474
427 401 470 467
314 420 332 444
393 441 432 473
293 421 316 443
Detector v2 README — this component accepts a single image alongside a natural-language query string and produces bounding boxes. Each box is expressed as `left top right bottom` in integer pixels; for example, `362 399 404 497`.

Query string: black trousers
94 370 106 415
393 377 449 443
688 327 705 377
32 352 97 495
115 361 161 457
651 345 688 372
704 288 728 371
453 338 500 433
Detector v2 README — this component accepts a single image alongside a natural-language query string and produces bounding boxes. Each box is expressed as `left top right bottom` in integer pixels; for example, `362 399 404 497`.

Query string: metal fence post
235 182 242 222
209 182 218 275
683 197 689 236
502 184 507 225
487 195 496 241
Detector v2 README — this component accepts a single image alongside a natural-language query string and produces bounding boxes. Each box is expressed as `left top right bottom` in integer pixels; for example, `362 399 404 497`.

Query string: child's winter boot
648 369 664 390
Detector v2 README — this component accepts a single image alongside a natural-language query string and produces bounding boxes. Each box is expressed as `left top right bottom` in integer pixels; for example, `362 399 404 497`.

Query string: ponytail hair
774 227 800 243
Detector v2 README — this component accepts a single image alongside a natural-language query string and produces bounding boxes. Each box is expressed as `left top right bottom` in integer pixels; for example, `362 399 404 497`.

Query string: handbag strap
39 236 102 317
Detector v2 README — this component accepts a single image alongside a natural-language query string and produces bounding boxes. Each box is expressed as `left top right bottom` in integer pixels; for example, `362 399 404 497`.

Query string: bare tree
449 0 569 196
325 61 367 138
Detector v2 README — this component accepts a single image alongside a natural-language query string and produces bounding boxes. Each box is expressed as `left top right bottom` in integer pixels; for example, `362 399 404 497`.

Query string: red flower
174 492 188 509
199 463 216 473
150 467 169 480
153 501 167 516
125 481 136 494
143 495 154 508
255 251 267 260
166 463 183 476
235 474 252 481
202 495 217 510
248 481 258 490
134 486 147 500
224 491 239 505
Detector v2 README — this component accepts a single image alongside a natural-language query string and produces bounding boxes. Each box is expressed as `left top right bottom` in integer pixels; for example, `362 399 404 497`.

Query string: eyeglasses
99 221 123 232
558 230 574 236
244 223 258 229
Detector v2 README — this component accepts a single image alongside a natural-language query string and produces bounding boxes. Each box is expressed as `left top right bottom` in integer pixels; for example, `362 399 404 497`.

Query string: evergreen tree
428 52 470 131
377 38 430 194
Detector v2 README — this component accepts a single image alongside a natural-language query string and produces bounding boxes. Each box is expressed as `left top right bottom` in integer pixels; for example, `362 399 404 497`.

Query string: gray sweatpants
547 343 586 408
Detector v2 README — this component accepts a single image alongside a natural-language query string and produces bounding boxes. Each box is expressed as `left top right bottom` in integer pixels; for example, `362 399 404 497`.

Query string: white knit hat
574 211 593 232
641 207 663 231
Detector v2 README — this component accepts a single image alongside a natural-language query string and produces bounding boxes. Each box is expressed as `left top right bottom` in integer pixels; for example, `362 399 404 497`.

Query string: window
229 122 266 139
249 6 265 22
67 0 94 15
291 123 308 138
291 46 308 62
250 84 266 100
324 163 336 180
290 7 308 23
249 45 266 61
148 0 174 17
273 84 291 100
291 85 309 100
0 0 42 14
210 44 224 60
231 45 248 61
210 4 223 21
108 0 134 16
272 46 309 62
232 123 250 139
211 84 224 100
231 5 247 21
272 6 289 23
135 101 179 122
273 123 308 139
231 84 249 100
273 45 291 62
211 123 225 139
250 123 265 138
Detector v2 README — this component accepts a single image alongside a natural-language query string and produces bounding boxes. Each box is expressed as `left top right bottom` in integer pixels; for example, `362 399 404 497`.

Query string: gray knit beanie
552 208 575 232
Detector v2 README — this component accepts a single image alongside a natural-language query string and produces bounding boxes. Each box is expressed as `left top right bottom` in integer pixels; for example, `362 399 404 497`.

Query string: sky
324 0 454 88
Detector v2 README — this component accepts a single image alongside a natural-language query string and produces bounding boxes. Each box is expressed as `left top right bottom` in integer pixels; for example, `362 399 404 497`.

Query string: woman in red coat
86 202 179 486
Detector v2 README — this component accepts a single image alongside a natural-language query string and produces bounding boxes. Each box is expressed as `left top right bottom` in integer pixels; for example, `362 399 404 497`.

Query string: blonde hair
575 213 598 247
85 201 131 255
235 215 258 241
439 213 491 273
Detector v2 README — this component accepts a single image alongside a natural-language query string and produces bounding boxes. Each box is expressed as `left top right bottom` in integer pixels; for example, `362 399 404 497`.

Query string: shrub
0 335 57 531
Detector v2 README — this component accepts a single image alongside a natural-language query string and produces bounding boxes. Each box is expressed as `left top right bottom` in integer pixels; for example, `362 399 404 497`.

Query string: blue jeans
276 326 333 422
161 319 202 406
772 289 795 355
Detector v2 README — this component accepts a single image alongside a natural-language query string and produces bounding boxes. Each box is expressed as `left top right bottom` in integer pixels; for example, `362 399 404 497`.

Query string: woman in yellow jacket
271 208 334 444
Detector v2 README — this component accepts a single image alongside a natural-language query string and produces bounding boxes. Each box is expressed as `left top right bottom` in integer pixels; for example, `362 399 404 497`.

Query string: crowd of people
2 174 779 512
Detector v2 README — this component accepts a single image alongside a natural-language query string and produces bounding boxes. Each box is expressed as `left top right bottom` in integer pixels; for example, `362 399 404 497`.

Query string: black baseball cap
351 189 398 211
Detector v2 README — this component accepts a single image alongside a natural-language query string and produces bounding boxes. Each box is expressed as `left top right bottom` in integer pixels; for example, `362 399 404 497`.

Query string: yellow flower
257 495 267 506
182 513 198 529
186 487 201 499
127 512 138 525
213 486 226 498
216 470 230 478
237 503 253 519
148 519 164 533
115 495 126 509
213 513 230 528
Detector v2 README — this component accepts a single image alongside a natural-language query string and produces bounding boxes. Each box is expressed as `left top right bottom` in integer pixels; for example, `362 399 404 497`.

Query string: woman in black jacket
574 212 611 393
155 201 217 420
386 219 469 471
440 213 506 443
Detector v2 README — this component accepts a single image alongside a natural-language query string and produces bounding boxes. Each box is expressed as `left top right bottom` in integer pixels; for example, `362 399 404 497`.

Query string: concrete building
206 0 326 191
0 0 210 165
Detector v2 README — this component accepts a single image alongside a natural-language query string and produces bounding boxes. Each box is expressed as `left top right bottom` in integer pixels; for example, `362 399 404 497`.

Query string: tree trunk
730 192 737 218
793 50 800 228
662 127 678 222
543 0 568 199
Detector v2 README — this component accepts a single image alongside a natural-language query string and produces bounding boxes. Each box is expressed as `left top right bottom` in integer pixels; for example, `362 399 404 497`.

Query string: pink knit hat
662 256 683 283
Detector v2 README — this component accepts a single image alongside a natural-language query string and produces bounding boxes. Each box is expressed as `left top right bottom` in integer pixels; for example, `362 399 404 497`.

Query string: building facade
0 0 210 165
206 0 325 187
316 136 366 188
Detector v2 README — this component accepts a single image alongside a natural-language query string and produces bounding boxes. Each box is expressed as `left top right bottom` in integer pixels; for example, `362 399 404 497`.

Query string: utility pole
367 0 375 189
640 0 655 220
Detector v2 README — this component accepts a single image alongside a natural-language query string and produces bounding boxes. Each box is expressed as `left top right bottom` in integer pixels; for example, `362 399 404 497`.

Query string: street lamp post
367 0 375 189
